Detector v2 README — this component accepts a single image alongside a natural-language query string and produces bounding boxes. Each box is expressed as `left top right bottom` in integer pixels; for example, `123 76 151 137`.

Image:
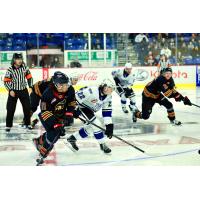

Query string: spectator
50 57 62 68
181 42 188 56
144 51 157 66
70 60 82 68
135 33 149 43
157 54 171 74
188 41 194 51
160 44 171 58
135 34 149 65
177 51 184 65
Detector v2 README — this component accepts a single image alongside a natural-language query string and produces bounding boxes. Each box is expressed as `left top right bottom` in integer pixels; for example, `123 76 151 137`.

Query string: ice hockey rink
0 88 200 166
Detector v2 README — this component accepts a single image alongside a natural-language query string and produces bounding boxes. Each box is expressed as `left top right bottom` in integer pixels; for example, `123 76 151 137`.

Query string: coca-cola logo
79 71 98 81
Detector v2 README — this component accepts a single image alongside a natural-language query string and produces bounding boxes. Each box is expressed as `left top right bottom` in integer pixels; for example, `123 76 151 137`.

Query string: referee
3 53 33 132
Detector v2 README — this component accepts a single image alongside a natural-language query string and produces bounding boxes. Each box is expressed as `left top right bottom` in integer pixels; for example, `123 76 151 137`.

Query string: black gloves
124 88 134 98
105 124 114 139
174 93 184 102
183 96 192 106
54 124 65 136
73 109 81 119
65 112 74 126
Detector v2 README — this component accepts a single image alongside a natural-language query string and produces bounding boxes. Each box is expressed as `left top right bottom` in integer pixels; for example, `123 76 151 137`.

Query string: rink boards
0 65 197 94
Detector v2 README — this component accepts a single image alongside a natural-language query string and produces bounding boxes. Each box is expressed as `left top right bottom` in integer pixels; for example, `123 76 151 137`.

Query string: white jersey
76 86 112 124
112 69 136 88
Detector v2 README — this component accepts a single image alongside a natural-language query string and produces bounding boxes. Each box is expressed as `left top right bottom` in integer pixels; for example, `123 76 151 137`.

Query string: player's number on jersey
77 91 85 99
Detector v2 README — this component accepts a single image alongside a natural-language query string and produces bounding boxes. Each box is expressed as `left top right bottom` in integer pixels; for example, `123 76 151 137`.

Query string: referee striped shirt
4 65 33 91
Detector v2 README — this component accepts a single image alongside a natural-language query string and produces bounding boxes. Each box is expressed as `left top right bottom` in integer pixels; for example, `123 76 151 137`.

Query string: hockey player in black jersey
33 71 76 163
27 77 53 128
132 68 192 125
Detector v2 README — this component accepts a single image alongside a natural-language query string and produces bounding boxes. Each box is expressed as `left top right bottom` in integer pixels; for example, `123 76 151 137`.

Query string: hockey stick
192 103 200 109
78 116 145 154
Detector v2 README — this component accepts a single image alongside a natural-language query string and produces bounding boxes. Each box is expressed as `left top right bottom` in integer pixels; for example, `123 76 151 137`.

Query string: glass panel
64 33 88 68
38 33 64 68
1 33 200 69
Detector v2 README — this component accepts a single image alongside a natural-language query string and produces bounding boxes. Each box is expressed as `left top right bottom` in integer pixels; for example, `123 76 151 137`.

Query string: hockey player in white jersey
67 79 115 154
112 63 138 121
69 72 79 86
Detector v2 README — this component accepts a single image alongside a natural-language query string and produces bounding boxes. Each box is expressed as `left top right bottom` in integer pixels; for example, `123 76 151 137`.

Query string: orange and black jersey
32 77 52 97
143 75 179 99
39 85 76 128
4 65 33 91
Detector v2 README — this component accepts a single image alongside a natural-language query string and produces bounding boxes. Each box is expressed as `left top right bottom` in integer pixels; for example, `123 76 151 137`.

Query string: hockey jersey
112 69 136 88
32 77 52 97
76 86 112 125
143 75 178 99
39 85 76 128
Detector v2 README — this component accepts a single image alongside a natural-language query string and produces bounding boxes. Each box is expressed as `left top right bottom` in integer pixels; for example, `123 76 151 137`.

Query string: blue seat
194 58 200 64
0 39 6 46
14 39 25 45
184 37 190 43
77 45 84 50
13 46 24 51
12 33 26 40
184 58 194 65
27 33 37 39
3 46 13 51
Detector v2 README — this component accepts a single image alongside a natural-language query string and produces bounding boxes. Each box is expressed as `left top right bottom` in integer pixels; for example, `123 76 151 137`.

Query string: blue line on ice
62 148 199 166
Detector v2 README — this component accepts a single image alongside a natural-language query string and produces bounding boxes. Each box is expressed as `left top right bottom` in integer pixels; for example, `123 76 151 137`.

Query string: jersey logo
163 84 168 89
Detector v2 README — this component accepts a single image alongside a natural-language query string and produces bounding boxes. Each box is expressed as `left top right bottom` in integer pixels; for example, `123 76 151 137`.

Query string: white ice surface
0 88 200 166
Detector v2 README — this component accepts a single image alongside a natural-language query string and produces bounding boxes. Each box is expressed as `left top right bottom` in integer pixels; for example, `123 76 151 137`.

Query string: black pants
6 88 31 127
30 91 41 113
136 93 175 121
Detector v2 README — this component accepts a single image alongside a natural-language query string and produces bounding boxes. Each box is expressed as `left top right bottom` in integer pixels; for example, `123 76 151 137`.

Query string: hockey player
69 72 79 86
30 72 78 129
67 79 115 154
112 63 138 118
33 71 76 160
27 77 53 128
132 68 192 125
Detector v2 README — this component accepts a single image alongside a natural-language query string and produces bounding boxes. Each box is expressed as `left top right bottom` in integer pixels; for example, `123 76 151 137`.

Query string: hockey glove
183 96 192 106
54 124 65 136
65 112 74 127
116 86 124 96
174 93 184 102
105 124 114 139
73 109 81 119
124 88 134 98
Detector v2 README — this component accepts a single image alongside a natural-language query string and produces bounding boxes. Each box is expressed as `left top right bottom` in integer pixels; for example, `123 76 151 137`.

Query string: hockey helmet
69 72 79 81
163 67 172 73
99 79 116 91
124 62 133 69
52 71 70 86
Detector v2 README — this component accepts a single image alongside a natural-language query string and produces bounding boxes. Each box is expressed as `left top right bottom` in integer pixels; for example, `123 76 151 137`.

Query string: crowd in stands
1 33 200 67
129 33 200 65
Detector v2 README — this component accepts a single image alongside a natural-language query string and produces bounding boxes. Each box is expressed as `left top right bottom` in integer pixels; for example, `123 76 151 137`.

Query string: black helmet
163 67 172 73
11 53 23 65
52 71 69 86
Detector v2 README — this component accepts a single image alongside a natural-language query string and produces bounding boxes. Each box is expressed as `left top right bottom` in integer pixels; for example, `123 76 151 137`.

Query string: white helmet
100 79 116 91
125 62 133 69
70 72 79 80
